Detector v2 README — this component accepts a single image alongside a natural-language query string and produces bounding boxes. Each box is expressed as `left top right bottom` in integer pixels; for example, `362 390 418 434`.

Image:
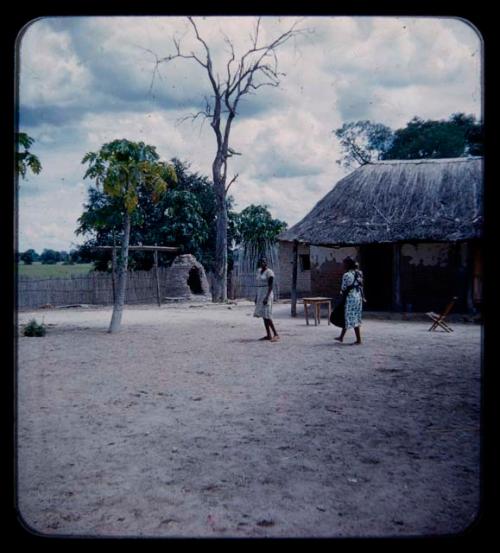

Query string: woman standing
335 257 364 345
254 257 280 342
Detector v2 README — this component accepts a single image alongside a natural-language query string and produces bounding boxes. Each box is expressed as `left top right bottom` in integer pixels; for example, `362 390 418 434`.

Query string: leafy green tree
448 113 483 156
16 132 42 178
40 249 61 264
236 204 287 268
335 113 483 167
68 249 85 264
20 249 38 265
382 114 483 160
334 121 393 169
71 242 106 267
158 160 240 273
82 139 176 333
161 190 209 253
133 159 220 271
75 186 125 271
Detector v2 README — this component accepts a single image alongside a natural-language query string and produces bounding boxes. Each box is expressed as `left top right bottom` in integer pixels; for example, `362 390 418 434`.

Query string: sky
16 15 482 253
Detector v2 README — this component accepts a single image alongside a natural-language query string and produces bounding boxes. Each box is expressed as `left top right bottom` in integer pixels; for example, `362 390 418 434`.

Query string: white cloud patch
320 16 482 126
230 109 335 181
20 19 93 108
18 182 87 252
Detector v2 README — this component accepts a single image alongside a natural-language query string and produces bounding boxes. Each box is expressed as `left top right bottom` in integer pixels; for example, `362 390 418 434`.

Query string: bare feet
259 336 271 341
350 341 362 345
270 335 280 342
334 337 343 342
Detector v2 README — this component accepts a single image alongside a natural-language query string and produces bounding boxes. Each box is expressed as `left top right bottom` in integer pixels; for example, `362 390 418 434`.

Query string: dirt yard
16 301 482 538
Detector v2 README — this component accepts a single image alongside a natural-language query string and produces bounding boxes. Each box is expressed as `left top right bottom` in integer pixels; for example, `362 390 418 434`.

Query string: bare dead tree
148 16 303 301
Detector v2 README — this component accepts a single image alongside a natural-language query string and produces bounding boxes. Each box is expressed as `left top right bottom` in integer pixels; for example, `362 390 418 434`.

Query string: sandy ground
16 301 482 539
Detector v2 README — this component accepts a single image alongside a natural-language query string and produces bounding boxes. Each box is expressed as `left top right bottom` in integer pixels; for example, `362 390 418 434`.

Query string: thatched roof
279 157 483 246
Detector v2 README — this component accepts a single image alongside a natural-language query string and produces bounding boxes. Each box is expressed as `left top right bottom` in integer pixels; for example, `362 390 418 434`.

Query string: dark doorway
359 244 393 310
299 254 311 271
187 267 204 294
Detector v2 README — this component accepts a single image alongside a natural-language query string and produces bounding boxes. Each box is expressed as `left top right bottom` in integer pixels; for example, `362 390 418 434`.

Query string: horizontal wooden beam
95 245 180 252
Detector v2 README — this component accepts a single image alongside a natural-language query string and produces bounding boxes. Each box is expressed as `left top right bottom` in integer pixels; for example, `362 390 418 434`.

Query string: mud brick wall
277 241 471 312
399 242 469 313
277 242 311 298
310 246 359 298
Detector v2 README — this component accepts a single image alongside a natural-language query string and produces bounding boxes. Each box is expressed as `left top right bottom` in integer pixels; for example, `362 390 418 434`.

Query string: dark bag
330 271 360 328
330 294 346 328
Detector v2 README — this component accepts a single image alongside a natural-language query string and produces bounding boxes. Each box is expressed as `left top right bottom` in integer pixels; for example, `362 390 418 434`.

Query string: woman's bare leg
267 319 279 341
335 328 347 342
260 319 272 340
353 326 362 344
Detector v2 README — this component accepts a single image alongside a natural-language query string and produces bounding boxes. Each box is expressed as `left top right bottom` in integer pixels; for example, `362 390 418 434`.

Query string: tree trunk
212 165 228 302
213 191 228 302
108 212 131 333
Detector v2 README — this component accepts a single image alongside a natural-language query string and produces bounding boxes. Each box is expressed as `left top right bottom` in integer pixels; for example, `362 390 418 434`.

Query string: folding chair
426 296 458 332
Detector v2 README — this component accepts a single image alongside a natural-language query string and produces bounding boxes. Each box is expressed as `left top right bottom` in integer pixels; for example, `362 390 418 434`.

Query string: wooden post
291 240 299 317
392 243 402 312
154 246 161 307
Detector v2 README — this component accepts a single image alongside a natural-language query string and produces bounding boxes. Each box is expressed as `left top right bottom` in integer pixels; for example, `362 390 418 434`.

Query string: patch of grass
17 262 94 279
23 319 46 337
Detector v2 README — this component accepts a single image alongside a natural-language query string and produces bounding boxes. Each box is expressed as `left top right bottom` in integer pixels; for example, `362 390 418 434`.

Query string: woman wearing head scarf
254 257 280 342
335 256 364 345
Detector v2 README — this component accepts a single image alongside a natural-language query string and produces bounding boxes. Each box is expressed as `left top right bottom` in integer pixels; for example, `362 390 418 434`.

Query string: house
277 157 483 313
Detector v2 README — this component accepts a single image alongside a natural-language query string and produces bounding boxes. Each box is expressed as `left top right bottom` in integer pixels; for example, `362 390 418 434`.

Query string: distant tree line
335 112 483 169
18 248 85 265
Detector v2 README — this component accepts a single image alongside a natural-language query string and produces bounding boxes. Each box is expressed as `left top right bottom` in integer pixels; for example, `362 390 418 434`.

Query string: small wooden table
303 297 332 326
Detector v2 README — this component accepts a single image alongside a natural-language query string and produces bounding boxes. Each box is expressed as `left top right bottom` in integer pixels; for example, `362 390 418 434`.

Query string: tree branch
252 17 262 49
175 109 211 126
143 17 304 187
187 17 220 95
225 173 239 193
226 26 301 108
133 45 166 95
223 33 237 91
344 136 372 166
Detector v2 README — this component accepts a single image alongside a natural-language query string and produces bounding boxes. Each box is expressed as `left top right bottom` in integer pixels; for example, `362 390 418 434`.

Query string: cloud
18 182 87 252
228 109 335 182
19 19 93 109
320 16 482 127
19 17 209 127
231 169 345 228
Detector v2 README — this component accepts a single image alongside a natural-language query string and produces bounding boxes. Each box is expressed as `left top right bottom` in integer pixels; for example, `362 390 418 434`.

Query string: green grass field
17 262 94 279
